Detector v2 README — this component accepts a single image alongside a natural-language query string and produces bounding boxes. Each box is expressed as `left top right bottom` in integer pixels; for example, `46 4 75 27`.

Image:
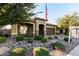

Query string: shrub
48 37 52 39
0 37 6 43
27 37 33 43
64 37 72 42
23 37 29 40
34 35 44 40
41 38 47 43
10 48 26 56
54 36 58 39
64 32 69 35
24 35 33 40
21 35 33 40
52 42 65 51
0 34 5 37
24 35 33 37
33 47 49 56
0 34 10 37
16 35 24 41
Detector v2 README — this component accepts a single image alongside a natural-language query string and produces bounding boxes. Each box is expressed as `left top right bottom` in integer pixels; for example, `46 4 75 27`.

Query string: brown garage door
46 28 55 35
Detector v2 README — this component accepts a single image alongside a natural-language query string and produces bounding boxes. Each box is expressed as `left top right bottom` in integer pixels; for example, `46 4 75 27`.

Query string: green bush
48 37 52 39
0 34 10 37
0 37 6 43
41 38 47 43
16 34 33 41
23 36 31 40
33 47 49 56
64 32 69 35
52 42 65 51
0 34 5 37
24 35 33 40
64 37 72 42
16 35 24 41
27 37 33 43
34 35 44 40
10 48 26 56
54 36 58 39
24 35 33 37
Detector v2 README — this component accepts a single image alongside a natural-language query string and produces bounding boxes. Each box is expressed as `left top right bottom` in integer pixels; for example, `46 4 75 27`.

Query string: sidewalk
67 44 79 56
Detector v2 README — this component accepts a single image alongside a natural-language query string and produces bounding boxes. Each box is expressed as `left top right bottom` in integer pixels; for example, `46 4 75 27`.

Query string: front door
39 24 44 35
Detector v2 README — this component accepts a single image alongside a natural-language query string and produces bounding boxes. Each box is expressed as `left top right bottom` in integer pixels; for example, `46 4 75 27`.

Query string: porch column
11 24 18 35
36 24 39 35
33 24 35 36
55 27 57 35
44 23 46 37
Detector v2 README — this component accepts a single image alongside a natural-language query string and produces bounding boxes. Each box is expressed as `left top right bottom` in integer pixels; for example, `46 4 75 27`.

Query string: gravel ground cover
0 34 78 56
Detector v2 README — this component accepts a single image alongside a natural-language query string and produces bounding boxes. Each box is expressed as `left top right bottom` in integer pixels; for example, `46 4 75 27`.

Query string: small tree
57 12 79 33
0 3 36 34
0 3 36 25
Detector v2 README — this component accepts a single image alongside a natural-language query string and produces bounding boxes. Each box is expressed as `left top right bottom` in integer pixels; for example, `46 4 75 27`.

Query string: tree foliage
0 3 35 25
57 12 79 30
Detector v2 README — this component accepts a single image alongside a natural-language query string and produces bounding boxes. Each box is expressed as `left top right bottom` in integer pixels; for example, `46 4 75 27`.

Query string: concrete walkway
67 45 79 56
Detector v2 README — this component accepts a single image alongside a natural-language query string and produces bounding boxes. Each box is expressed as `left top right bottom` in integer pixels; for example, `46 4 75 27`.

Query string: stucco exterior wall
25 22 35 36
35 19 46 36
11 18 58 37
11 22 35 36
11 24 18 35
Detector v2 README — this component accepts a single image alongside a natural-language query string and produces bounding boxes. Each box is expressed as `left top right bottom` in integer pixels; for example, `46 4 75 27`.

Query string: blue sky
34 3 79 24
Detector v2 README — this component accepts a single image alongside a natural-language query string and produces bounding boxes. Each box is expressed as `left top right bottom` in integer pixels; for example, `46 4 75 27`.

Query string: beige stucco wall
11 24 18 35
11 21 35 36
35 20 46 36
24 22 35 36
11 19 57 37
46 25 56 28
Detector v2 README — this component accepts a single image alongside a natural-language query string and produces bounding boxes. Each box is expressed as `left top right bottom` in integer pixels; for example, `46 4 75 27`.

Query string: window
20 26 27 34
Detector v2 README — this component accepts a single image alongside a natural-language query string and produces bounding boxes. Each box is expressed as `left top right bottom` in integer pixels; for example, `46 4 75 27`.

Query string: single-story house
1 17 59 37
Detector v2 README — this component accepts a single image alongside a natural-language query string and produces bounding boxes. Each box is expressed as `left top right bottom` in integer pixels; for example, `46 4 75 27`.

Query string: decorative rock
19 41 24 44
0 35 78 56
0 46 10 55
15 42 19 46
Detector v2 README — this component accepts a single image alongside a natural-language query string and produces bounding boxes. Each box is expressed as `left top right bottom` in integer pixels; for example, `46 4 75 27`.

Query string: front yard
0 34 78 56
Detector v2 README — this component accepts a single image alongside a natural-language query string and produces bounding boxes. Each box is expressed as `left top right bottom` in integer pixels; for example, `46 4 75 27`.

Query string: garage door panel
46 28 55 35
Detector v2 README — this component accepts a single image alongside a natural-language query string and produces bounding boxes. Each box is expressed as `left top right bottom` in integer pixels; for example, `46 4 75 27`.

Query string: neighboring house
69 26 79 43
10 17 58 37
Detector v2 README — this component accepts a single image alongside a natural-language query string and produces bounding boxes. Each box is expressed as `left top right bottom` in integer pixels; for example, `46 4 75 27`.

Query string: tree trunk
17 23 20 35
